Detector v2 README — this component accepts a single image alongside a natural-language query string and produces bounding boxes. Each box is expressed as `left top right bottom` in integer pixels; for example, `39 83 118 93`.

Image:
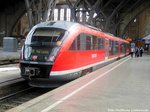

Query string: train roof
35 21 77 30
34 21 129 43
34 21 101 32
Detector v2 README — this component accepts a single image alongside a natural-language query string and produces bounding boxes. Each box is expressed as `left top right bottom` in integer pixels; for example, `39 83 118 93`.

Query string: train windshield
23 28 67 62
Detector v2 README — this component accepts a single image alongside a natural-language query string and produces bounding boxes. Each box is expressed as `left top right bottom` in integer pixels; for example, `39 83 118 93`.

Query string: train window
69 35 81 50
23 28 67 62
98 37 104 49
69 33 105 51
92 36 98 50
115 41 119 54
30 28 66 46
86 35 92 50
70 34 87 51
109 40 113 55
80 34 86 50
109 40 118 55
125 43 130 53
120 42 125 53
69 38 77 50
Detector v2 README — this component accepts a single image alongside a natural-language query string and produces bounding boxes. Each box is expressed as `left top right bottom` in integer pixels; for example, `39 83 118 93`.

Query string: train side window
69 38 77 50
120 42 125 53
69 33 87 51
86 35 92 50
109 40 113 55
69 33 105 51
92 36 98 50
98 37 104 49
102 38 104 49
69 35 80 50
79 34 86 50
115 41 118 54
109 40 118 55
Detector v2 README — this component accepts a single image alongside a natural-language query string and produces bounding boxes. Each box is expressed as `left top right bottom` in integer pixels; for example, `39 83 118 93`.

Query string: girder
0 0 150 38
24 0 57 29
44 0 57 21
23 0 150 36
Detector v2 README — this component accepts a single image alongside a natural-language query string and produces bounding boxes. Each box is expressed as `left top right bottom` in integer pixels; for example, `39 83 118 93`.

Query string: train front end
19 22 70 87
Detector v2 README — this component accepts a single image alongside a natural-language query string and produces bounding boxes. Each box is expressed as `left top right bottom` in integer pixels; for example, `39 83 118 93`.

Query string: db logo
32 55 38 60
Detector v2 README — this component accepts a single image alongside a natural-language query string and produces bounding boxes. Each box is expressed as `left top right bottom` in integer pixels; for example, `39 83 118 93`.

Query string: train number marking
91 54 97 58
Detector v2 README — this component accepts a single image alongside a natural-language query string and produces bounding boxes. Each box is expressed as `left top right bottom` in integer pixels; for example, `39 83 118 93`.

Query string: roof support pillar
24 0 57 29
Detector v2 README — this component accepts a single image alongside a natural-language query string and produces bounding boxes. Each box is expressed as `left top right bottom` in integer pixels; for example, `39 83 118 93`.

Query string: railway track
0 63 53 112
0 87 52 112
0 59 19 66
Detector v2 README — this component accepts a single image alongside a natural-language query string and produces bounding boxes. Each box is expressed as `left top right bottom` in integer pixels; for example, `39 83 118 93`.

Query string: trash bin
3 37 18 52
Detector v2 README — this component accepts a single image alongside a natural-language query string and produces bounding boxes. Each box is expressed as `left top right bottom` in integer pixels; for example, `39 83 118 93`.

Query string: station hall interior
0 0 150 50
0 0 150 112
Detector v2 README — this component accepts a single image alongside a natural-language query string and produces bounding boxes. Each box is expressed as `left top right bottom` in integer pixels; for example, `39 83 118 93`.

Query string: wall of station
0 1 150 48
126 7 150 38
125 7 150 47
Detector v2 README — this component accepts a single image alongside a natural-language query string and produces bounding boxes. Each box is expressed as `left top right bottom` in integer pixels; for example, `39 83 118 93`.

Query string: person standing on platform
130 47 135 58
139 47 144 57
135 47 139 57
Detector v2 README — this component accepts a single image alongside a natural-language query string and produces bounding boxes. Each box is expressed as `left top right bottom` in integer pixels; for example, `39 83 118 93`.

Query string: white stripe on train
50 56 121 76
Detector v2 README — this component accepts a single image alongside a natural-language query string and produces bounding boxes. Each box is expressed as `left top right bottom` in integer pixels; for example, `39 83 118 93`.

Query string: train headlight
24 46 32 60
48 55 55 62
20 46 24 60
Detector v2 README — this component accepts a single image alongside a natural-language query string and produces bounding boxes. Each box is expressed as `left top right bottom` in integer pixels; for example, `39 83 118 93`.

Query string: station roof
0 0 147 12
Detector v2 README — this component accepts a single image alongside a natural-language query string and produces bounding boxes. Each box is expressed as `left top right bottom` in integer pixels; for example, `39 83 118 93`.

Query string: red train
20 21 130 87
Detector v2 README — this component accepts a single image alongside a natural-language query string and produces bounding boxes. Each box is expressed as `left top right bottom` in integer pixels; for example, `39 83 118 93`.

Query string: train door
105 39 109 60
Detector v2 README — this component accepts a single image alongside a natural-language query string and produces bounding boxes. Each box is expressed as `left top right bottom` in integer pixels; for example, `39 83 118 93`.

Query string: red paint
51 24 129 72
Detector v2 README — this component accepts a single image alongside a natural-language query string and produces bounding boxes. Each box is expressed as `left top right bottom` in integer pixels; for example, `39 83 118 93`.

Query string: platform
0 47 20 83
0 64 20 83
7 53 150 112
0 47 20 64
